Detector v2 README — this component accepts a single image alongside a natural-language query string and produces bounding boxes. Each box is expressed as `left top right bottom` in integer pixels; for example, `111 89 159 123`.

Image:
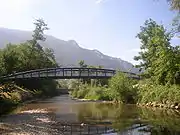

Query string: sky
0 0 179 64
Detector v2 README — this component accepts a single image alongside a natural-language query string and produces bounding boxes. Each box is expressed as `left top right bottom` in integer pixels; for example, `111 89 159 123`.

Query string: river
1 95 180 135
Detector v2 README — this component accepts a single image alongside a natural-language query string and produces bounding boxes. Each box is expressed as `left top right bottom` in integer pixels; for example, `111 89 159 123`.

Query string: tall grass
137 79 180 104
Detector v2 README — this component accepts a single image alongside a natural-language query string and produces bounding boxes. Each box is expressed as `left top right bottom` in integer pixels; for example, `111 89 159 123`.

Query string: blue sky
0 0 178 64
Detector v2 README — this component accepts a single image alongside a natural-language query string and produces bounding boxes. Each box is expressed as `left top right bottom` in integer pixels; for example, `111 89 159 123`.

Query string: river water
1 95 180 135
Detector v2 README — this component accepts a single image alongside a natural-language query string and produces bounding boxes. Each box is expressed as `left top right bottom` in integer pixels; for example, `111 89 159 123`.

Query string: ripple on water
20 109 49 114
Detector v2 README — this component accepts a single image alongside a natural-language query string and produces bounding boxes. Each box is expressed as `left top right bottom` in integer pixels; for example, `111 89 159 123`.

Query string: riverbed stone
171 104 175 109
152 102 157 107
160 104 164 107
174 104 180 109
174 102 178 106
166 100 170 105
141 103 145 106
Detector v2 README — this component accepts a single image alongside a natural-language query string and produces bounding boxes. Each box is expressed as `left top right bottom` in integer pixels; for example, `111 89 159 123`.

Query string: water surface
1 95 180 135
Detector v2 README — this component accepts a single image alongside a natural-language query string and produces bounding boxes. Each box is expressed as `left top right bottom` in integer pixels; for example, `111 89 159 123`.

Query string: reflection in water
75 102 180 135
1 95 180 135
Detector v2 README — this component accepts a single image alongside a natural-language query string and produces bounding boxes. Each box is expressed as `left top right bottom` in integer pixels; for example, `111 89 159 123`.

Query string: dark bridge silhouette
0 67 140 81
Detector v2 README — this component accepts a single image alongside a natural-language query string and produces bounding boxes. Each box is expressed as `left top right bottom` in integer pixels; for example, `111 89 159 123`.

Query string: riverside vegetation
70 19 180 109
0 19 60 114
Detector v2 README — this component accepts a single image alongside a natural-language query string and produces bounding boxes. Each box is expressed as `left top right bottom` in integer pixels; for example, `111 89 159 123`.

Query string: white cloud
95 0 105 4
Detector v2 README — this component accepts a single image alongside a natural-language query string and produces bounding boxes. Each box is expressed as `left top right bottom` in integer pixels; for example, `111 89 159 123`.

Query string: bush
108 72 138 103
76 84 90 98
70 83 112 100
84 86 111 100
10 92 21 103
70 72 138 103
137 79 180 104
70 83 89 99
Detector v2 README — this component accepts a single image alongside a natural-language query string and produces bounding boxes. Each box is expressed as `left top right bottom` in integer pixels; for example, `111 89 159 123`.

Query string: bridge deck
0 67 140 80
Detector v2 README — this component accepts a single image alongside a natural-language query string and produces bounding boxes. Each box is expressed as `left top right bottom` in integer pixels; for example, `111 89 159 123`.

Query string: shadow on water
1 96 180 134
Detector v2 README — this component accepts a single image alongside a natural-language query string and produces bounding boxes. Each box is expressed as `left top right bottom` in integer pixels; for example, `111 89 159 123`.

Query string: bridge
0 67 140 81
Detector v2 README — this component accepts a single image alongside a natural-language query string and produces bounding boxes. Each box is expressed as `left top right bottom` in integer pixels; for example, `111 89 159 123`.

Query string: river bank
72 96 180 110
0 83 61 115
71 97 114 103
137 101 180 110
69 75 180 111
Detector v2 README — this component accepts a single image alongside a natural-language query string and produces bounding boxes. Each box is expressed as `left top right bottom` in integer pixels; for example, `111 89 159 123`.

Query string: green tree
167 0 180 36
44 48 57 66
167 0 180 11
134 19 172 72
26 18 58 69
134 19 180 85
78 60 87 68
172 14 180 36
0 44 19 74
31 18 49 48
109 72 137 103
153 1 180 35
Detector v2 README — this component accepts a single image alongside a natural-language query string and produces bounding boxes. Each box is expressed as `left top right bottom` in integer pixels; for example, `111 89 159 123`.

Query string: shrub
137 79 180 104
76 85 90 99
108 72 138 103
10 92 21 103
84 86 109 100
70 73 138 103
70 83 112 100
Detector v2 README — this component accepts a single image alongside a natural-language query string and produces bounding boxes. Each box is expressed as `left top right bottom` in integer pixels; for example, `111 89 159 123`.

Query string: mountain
0 28 139 73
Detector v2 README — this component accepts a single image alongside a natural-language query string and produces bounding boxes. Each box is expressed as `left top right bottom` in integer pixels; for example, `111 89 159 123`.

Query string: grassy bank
70 72 180 109
136 80 180 109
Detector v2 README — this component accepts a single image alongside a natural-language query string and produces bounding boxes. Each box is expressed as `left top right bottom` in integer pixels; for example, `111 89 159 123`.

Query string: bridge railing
0 67 140 80
1 67 116 80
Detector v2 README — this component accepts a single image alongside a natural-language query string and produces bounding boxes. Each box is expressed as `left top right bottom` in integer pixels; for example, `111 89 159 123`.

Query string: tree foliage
31 18 49 48
134 19 180 85
0 19 58 95
172 14 180 37
78 60 87 68
166 0 180 36
109 72 137 103
168 0 180 11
